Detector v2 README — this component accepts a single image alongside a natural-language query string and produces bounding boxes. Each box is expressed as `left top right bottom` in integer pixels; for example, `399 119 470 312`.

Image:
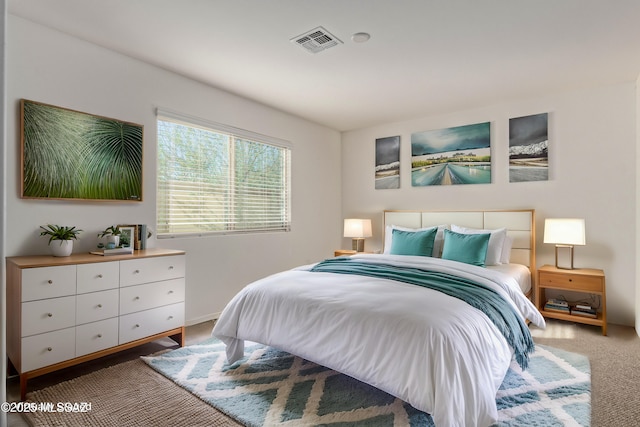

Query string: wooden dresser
6 248 186 399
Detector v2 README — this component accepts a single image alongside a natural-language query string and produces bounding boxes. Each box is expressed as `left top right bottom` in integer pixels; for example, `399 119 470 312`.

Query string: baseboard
185 312 221 326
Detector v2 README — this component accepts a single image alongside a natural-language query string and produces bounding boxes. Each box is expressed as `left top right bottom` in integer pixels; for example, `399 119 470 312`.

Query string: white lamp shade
343 219 373 238
543 218 586 245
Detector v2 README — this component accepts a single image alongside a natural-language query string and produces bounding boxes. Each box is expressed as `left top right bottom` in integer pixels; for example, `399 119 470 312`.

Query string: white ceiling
9 0 640 131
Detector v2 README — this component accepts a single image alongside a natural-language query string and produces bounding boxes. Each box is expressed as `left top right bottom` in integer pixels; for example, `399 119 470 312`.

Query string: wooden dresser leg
20 374 27 401
169 326 185 347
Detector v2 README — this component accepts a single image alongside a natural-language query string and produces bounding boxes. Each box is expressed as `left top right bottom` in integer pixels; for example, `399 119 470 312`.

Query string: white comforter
213 254 545 427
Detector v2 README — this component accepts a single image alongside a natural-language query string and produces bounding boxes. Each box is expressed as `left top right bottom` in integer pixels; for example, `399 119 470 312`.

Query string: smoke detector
291 26 343 54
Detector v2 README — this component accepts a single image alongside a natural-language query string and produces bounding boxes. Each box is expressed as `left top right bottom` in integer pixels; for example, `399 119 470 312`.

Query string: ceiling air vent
291 26 343 54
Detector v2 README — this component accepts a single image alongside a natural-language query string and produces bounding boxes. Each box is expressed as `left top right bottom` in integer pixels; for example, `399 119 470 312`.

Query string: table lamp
343 219 372 252
543 218 586 269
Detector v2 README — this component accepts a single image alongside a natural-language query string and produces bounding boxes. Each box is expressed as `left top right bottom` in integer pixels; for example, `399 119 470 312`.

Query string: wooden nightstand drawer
538 271 603 292
334 250 373 257
335 250 357 257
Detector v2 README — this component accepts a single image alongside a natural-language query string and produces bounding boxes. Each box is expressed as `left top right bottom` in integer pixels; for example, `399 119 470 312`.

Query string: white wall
5 16 343 323
342 83 637 327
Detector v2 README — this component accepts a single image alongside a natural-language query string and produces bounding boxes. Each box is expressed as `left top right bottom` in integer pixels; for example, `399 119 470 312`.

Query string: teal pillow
441 229 491 267
390 228 437 256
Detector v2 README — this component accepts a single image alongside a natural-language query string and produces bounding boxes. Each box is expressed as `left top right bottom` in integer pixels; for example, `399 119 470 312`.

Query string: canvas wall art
375 135 400 189
21 99 143 201
411 122 491 186
509 113 548 182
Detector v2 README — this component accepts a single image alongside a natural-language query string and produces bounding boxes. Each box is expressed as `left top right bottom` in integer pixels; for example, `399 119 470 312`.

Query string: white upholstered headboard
383 209 536 269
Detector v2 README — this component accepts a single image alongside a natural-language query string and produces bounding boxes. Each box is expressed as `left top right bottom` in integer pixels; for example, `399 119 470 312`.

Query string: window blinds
156 109 291 237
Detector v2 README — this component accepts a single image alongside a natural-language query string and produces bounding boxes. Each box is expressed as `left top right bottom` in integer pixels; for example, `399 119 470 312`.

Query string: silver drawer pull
47 347 52 352
135 324 140 328
134 269 140 274
134 296 140 300
169 266 174 270
97 334 103 338
47 313 53 317
97 274 103 279
97 304 103 308
47 280 53 284
168 316 173 320
168 290 174 294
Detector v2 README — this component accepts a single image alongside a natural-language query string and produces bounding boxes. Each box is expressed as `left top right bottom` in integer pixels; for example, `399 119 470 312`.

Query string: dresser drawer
22 296 76 337
77 262 119 294
22 328 76 371
119 302 185 344
119 278 185 315
21 265 76 302
76 289 119 325
539 271 603 292
76 317 119 357
120 255 185 287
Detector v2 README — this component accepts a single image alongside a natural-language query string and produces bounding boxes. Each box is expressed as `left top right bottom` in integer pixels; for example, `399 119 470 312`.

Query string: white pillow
450 225 507 266
384 225 447 257
501 235 513 264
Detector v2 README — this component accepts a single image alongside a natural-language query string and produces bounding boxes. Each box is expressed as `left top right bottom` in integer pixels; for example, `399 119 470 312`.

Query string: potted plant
39 224 82 257
98 225 122 248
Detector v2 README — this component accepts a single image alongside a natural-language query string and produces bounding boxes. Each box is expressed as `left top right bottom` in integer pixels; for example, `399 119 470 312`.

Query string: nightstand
334 250 373 257
334 250 357 257
536 264 607 335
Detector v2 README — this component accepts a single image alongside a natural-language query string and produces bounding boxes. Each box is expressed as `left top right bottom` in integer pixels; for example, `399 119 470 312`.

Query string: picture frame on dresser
6 248 186 400
117 224 138 249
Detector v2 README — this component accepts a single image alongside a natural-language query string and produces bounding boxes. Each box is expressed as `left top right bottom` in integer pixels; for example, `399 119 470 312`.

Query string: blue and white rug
142 338 590 426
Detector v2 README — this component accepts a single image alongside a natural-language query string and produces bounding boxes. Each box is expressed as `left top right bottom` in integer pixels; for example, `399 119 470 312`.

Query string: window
156 109 291 237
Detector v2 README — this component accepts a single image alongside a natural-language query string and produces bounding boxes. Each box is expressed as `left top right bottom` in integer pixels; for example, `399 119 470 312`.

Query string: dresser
6 248 186 399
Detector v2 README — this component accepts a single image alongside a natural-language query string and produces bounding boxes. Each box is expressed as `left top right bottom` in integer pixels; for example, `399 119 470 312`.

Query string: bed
383 209 536 297
212 209 545 427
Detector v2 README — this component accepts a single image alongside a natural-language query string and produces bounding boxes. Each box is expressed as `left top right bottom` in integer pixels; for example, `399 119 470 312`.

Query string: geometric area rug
142 338 591 427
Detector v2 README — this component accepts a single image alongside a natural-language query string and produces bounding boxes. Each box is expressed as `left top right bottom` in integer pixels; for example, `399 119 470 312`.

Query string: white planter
106 235 120 248
50 240 74 257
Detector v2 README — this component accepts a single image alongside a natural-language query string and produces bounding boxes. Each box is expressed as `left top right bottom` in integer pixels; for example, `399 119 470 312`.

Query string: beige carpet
22 358 241 427
18 319 640 427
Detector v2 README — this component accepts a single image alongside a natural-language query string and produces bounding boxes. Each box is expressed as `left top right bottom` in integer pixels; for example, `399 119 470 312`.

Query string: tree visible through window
157 113 291 236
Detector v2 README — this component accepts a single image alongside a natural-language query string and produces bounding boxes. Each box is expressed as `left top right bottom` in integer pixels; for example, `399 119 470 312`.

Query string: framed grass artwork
20 99 143 201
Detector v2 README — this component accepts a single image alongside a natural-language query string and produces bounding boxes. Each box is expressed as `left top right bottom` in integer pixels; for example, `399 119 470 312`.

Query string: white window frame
156 108 292 238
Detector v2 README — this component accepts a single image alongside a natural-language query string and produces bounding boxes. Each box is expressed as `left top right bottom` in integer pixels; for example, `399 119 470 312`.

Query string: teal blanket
310 258 535 369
